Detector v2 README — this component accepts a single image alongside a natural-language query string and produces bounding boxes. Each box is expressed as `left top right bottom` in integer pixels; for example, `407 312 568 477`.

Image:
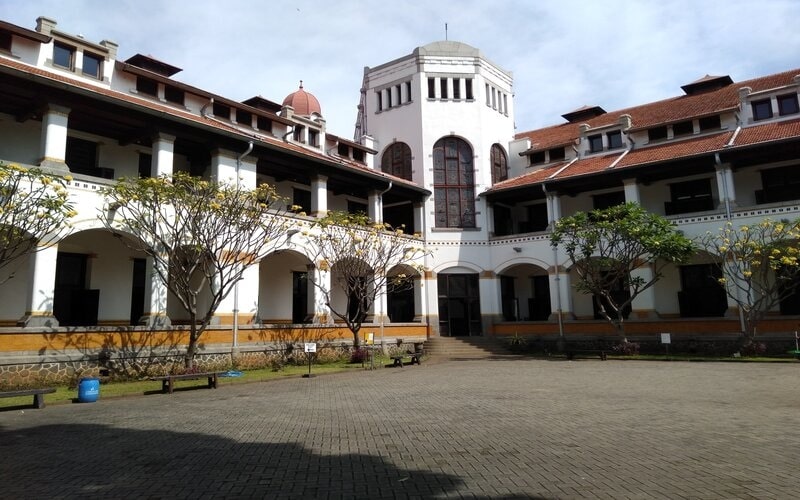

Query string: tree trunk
184 313 198 369
614 320 627 344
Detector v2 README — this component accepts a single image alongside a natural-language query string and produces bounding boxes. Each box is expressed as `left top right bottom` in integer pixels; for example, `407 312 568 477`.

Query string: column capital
152 132 176 143
44 103 71 117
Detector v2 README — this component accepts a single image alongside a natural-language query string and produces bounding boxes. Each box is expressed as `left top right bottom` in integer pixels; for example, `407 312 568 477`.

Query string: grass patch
0 360 368 409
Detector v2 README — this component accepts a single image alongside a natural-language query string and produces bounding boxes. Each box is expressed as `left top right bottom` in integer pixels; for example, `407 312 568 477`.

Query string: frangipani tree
0 161 75 285
100 172 290 367
303 211 427 347
551 203 694 343
700 218 800 340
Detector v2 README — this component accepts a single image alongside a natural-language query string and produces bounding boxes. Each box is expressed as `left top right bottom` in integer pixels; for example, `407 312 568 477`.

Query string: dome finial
299 80 303 89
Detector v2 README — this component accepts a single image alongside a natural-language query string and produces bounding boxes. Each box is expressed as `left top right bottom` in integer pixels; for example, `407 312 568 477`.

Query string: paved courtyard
1 358 798 499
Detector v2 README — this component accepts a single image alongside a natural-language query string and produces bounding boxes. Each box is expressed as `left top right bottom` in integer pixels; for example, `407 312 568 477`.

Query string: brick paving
1 358 798 499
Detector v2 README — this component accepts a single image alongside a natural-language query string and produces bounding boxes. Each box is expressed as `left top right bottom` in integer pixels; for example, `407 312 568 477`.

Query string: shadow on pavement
0 423 465 498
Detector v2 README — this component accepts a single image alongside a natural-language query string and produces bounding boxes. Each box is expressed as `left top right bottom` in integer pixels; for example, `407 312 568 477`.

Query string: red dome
282 81 321 116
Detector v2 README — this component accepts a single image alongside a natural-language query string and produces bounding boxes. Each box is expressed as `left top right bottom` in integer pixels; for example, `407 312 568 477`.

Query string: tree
0 161 75 285
700 218 800 341
550 203 694 343
303 211 427 347
100 172 290 367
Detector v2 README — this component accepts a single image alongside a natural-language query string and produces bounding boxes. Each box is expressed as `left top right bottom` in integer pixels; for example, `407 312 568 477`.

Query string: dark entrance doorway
437 273 481 336
129 258 146 325
53 252 99 326
292 271 308 323
388 285 414 322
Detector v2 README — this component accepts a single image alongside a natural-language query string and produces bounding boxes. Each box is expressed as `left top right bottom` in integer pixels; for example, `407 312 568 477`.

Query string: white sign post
660 333 671 356
303 343 317 378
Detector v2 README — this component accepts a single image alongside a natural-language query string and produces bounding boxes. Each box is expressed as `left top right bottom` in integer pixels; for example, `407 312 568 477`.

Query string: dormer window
673 120 694 137
778 93 799 116
257 116 272 133
164 85 184 105
607 130 623 149
699 115 721 131
293 125 304 143
588 134 603 153
136 76 158 96
353 149 365 163
648 126 668 142
752 99 773 121
53 42 75 69
0 31 11 52
213 102 230 120
236 109 252 127
308 129 319 147
337 143 349 156
529 151 545 165
82 52 102 79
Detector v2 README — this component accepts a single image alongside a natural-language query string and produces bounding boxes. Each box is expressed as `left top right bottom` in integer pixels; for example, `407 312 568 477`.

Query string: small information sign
660 333 671 344
365 332 374 345
304 343 317 353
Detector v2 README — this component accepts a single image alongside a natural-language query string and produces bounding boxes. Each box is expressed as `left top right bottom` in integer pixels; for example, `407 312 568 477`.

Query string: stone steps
424 336 515 360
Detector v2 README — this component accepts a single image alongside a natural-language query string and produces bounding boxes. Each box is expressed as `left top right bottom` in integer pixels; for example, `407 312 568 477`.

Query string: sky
2 0 799 138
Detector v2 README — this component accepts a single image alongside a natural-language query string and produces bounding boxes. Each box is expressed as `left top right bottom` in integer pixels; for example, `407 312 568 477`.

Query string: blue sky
2 0 799 137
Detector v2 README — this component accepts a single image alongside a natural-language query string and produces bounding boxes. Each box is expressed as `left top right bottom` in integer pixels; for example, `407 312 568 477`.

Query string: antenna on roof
445 23 448 41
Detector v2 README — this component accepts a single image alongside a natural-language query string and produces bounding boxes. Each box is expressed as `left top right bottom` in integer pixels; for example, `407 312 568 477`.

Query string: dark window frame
648 126 668 142
82 51 103 79
548 147 565 161
588 134 603 153
529 151 545 165
164 85 184 105
465 79 473 100
699 115 721 131
440 78 448 99
606 130 623 150
672 120 694 137
136 76 158 96
490 144 508 183
381 142 413 181
53 42 75 69
752 98 773 121
433 136 476 228
778 93 799 116
427 78 435 99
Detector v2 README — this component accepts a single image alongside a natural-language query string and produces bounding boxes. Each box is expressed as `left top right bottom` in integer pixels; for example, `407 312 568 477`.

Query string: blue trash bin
78 377 100 403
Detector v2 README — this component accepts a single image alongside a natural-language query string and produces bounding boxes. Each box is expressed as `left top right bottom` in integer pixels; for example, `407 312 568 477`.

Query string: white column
549 267 574 320
140 255 170 327
479 271 501 334
151 133 175 177
368 189 382 223
546 191 562 227
311 263 332 324
630 265 658 318
39 104 71 172
371 278 388 323
715 163 737 209
413 202 424 236
413 275 425 323
486 203 495 235
311 175 328 218
18 244 59 327
219 265 259 326
211 148 238 185
623 179 641 204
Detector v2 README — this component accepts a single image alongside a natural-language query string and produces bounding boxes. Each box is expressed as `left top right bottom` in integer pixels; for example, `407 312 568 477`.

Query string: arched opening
258 250 313 324
498 263 551 321
381 142 412 181
433 137 475 228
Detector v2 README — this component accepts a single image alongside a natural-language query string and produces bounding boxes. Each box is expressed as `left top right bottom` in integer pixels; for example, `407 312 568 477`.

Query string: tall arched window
381 142 412 181
490 144 508 183
433 137 475 228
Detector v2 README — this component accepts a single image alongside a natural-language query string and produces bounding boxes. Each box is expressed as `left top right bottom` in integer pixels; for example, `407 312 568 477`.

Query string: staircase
423 336 515 361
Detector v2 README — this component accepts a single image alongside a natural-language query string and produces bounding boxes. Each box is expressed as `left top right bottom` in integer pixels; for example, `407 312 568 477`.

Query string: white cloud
2 0 799 136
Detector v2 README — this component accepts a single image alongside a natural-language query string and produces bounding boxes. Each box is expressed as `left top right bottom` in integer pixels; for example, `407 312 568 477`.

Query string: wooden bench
150 372 223 394
565 349 608 361
390 351 423 367
0 388 56 409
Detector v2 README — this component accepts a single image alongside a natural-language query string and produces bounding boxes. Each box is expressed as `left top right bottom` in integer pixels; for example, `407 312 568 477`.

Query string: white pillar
211 148 238 185
311 175 328 218
39 104 70 172
546 192 562 227
311 263 332 324
140 255 170 327
479 271 501 334
413 275 425 323
368 189 382 223
413 202 424 236
630 265 658 318
715 163 737 209
623 179 641 204
18 244 59 327
372 278 388 323
151 133 175 177
549 268 573 320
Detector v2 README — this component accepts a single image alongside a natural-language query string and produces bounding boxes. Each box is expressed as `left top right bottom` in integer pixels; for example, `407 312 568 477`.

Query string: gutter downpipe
542 183 565 342
715 151 746 333
232 141 254 351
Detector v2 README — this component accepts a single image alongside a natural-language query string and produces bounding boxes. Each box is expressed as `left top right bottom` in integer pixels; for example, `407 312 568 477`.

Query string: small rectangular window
440 78 448 99
485 84 490 106
293 126 304 143
593 191 625 210
0 31 11 52
213 102 231 120
607 130 623 149
548 147 565 161
529 152 545 165
292 188 311 214
376 91 383 111
138 153 152 178
588 134 603 153
453 78 461 99
672 120 693 137
778 93 799 116
337 143 349 156
427 78 436 99
53 42 74 69
164 85 184 105
353 149 365 163
648 126 668 142
82 52 102 79
699 115 721 131
751 99 773 121
395 84 401 104
465 79 473 100
491 87 497 109
404 81 412 102
256 116 272 132
308 129 319 147
503 94 508 114
136 76 158 96
236 109 252 127
386 88 393 108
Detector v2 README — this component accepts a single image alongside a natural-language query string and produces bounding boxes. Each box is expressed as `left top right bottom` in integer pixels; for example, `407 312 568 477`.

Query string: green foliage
302 211 428 346
700 218 800 339
100 172 289 366
551 203 694 340
0 162 75 284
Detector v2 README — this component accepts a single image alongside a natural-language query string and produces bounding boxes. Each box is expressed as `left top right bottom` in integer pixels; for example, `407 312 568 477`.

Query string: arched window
433 137 475 228
381 142 412 181
490 144 508 183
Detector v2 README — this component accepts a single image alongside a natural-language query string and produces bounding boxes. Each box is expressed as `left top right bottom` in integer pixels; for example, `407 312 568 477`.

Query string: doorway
437 274 481 336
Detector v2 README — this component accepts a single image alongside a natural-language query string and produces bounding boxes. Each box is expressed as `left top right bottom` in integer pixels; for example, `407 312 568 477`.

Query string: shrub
739 339 767 357
612 341 640 356
350 347 368 364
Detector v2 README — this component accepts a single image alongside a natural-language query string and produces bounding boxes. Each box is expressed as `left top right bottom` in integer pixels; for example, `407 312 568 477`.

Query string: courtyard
1 358 797 499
